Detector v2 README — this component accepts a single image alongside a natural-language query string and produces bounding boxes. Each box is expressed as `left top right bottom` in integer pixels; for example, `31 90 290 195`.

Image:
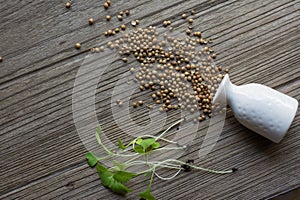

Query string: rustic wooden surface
0 0 300 199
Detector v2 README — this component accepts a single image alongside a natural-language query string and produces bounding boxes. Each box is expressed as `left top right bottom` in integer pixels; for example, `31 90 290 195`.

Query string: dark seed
232 168 238 172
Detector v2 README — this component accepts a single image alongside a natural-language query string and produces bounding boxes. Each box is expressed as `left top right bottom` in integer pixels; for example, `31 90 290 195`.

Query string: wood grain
0 0 299 199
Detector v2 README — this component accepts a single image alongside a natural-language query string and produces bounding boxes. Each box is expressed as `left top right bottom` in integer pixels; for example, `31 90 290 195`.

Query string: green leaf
152 142 160 149
96 163 109 173
139 138 156 152
133 145 144 153
139 188 155 200
118 138 126 150
136 138 143 145
98 171 114 187
96 163 131 195
86 152 101 167
112 160 127 172
113 171 136 183
109 180 131 194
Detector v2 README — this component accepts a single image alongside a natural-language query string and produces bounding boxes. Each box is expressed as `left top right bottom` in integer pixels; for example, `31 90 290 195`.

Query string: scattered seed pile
111 26 226 121
67 1 229 122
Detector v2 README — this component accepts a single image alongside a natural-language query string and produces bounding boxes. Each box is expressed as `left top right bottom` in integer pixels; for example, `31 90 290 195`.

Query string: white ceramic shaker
213 74 298 143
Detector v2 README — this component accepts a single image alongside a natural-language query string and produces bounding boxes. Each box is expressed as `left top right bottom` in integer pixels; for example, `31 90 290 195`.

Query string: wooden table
0 0 299 199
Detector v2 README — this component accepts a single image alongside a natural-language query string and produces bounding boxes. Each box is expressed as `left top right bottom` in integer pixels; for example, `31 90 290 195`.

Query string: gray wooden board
0 0 300 199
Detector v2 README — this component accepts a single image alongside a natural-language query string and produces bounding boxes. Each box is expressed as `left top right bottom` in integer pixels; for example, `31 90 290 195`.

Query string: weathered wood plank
0 0 299 199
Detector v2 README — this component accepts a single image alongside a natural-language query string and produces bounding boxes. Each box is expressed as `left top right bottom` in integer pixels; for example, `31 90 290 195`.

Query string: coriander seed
186 29 191 35
191 9 195 15
117 15 123 21
88 18 94 25
75 43 81 49
121 24 126 30
0 56 3 62
106 15 111 21
182 13 187 19
122 57 127 63
132 102 137 108
163 20 168 27
225 68 229 73
117 99 123 106
125 9 130 16
130 67 135 73
131 21 137 27
66 2 71 9
104 2 109 9
188 18 193 24
138 100 143 106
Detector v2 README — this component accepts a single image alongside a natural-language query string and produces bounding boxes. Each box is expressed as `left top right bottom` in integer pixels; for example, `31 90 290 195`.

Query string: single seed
117 99 123 106
225 68 229 73
147 105 153 109
132 102 137 108
75 43 81 49
156 100 161 104
151 93 156 99
88 18 94 25
140 85 145 91
131 20 137 27
211 54 217 59
130 67 135 73
163 20 168 27
0 56 3 62
186 29 191 35
104 2 109 9
66 2 71 9
119 11 124 16
106 0 111 6
182 13 187 19
188 18 193 24
108 29 113 35
121 24 126 30
115 28 120 33
106 15 111 21
117 15 123 21
138 100 143 106
122 57 127 63
191 9 195 15
135 19 140 25
125 9 130 16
